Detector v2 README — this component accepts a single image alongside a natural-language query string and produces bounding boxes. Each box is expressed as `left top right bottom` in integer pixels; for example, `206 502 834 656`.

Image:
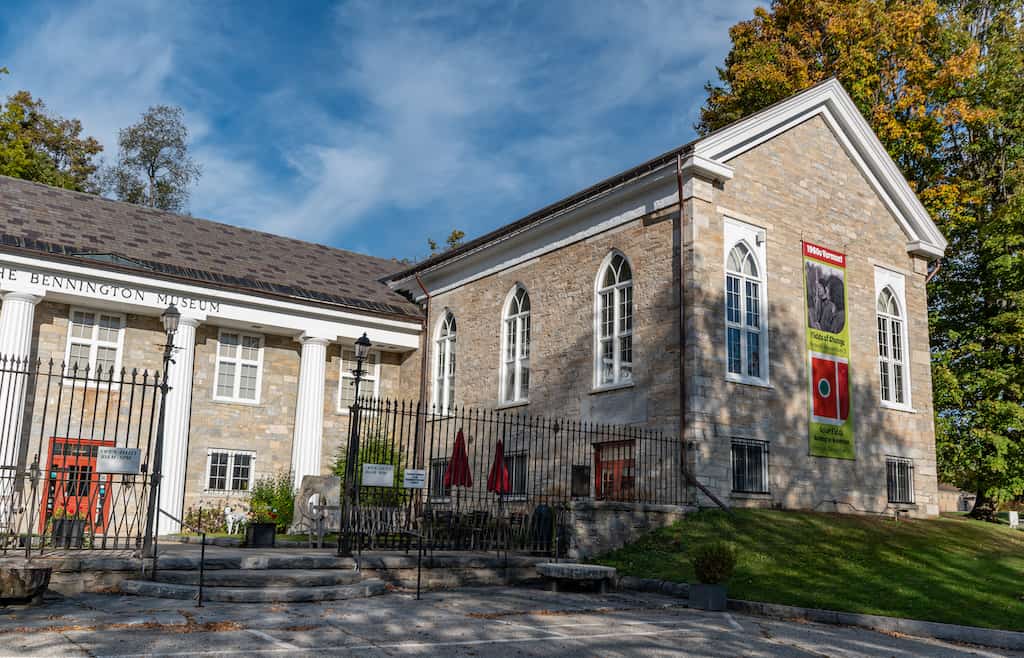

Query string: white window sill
590 381 635 395
202 488 251 495
496 399 529 410
62 379 124 391
730 491 771 499
725 373 772 388
211 397 262 407
880 401 916 413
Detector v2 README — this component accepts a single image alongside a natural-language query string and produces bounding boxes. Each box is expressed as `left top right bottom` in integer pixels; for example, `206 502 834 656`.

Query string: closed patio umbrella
444 430 473 513
487 439 511 554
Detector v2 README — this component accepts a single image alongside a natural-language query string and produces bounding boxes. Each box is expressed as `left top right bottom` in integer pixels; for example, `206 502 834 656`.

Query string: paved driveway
0 586 1014 657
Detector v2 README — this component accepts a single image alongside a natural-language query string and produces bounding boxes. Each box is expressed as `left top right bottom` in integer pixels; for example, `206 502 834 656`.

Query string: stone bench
536 563 616 594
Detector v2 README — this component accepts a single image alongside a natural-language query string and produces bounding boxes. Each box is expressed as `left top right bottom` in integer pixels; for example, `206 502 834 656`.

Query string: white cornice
692 79 946 259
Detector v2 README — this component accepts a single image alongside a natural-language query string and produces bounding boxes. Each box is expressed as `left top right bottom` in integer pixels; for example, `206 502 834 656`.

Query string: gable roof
0 175 421 319
387 78 947 286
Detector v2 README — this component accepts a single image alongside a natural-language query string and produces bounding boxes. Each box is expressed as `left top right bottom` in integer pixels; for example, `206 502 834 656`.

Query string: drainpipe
675 153 690 501
414 273 431 470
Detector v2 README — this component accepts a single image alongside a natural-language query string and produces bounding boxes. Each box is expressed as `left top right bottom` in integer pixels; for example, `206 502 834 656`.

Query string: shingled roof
0 175 421 319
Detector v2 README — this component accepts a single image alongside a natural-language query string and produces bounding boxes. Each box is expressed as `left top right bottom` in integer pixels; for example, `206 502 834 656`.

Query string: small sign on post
361 463 395 487
96 447 142 474
1010 511 1019 529
403 469 425 489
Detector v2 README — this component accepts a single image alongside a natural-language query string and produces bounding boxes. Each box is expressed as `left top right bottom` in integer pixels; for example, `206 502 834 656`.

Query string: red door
39 438 114 534
595 440 636 501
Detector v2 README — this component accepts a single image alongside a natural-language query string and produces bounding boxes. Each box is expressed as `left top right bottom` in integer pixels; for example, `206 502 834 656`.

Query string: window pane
601 339 614 384
727 327 742 374
505 318 516 362
97 315 120 342
504 364 516 403
877 316 889 359
96 346 117 374
746 331 760 378
69 343 91 372
600 291 614 338
239 364 258 400
890 319 903 362
241 335 260 361
521 315 531 358
231 454 252 490
217 361 236 397
880 361 891 402
519 361 530 398
71 312 95 339
745 280 760 329
219 333 239 357
726 276 741 324
619 335 633 381
893 364 904 404
209 452 228 490
619 285 633 333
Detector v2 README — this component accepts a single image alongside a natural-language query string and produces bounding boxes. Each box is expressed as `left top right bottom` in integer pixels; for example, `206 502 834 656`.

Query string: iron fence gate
340 398 686 554
0 356 163 554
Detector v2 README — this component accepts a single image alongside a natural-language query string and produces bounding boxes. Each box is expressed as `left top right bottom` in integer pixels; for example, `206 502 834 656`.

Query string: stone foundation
566 500 693 559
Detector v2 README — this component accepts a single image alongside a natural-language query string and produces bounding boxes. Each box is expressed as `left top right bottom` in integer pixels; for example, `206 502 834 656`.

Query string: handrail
151 507 207 608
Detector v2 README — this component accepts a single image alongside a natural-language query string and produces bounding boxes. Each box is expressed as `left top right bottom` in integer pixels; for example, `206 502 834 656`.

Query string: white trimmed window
505 451 528 499
339 349 380 411
433 311 457 412
429 457 451 501
725 237 767 384
65 309 125 377
214 330 264 403
874 268 911 408
731 439 769 494
886 456 914 504
500 286 531 404
595 251 633 387
206 449 255 492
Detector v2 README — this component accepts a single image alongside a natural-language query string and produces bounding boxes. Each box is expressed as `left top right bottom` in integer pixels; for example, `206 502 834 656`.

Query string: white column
291 336 329 490
0 292 41 472
157 317 199 534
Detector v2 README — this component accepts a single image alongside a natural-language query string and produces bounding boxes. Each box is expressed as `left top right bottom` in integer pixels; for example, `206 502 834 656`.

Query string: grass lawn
596 509 1024 631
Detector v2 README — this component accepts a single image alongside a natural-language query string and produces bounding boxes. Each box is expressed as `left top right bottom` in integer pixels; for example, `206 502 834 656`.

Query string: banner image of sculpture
802 241 854 459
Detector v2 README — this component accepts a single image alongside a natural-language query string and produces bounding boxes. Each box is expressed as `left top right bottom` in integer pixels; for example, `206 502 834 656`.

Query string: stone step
119 577 388 603
154 554 354 571
153 568 362 588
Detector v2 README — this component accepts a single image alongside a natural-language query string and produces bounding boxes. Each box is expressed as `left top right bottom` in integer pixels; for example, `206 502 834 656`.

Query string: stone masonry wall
684 115 939 516
567 500 692 559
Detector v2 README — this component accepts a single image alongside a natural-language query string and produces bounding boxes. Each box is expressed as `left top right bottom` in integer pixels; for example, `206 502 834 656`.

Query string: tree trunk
968 489 997 522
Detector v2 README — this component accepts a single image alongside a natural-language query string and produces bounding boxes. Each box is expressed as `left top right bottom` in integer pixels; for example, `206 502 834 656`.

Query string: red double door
39 438 114 533
595 440 636 501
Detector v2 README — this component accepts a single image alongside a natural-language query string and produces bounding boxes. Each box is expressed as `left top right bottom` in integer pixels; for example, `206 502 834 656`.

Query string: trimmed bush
691 540 737 584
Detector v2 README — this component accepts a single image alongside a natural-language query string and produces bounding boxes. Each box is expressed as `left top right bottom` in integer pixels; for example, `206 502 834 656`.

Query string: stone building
0 80 946 535
387 80 946 517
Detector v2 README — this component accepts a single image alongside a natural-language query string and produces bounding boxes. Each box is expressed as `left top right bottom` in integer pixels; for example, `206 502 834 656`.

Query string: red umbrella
487 439 511 494
444 430 473 489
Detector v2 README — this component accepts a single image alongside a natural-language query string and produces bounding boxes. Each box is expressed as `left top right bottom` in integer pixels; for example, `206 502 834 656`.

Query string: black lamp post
339 333 372 557
142 304 180 558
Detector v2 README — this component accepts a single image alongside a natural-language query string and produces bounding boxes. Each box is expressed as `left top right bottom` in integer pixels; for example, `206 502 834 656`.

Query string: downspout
414 273 431 470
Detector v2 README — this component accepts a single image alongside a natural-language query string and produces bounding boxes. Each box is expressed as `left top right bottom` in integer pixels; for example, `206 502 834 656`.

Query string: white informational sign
96 447 141 474
1010 511 1019 529
361 463 395 487
403 469 426 489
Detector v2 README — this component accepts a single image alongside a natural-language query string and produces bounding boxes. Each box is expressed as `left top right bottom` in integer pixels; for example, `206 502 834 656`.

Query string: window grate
886 456 914 504
731 439 769 494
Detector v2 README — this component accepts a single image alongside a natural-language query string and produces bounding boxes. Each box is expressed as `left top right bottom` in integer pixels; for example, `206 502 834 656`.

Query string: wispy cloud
0 0 759 259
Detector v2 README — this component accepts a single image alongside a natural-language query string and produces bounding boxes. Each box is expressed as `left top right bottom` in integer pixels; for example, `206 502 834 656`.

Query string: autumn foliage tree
0 68 103 192
700 0 1024 519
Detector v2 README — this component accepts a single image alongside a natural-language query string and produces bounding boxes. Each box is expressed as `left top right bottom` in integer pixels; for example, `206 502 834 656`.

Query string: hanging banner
802 241 854 459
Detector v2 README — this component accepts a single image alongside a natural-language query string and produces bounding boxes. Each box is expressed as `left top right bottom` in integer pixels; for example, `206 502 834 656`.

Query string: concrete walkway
0 586 1014 657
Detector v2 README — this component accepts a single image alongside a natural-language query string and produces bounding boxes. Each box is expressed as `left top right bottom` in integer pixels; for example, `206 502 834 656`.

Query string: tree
700 0 1024 520
0 69 103 192
107 105 201 212
427 229 466 256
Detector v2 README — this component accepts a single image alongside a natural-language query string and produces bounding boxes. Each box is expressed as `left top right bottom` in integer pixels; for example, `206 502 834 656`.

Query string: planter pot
51 519 86 549
245 522 277 548
689 583 728 611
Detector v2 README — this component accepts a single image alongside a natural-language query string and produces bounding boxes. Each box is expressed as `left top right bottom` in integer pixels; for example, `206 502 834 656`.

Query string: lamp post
142 304 180 559
339 332 372 557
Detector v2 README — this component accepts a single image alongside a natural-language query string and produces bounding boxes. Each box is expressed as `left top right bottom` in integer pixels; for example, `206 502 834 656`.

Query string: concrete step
154 553 354 571
119 577 388 603
153 568 362 588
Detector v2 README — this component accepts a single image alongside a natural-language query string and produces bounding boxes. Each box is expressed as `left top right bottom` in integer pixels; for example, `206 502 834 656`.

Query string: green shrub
248 473 295 532
691 540 737 584
183 505 229 533
332 430 408 506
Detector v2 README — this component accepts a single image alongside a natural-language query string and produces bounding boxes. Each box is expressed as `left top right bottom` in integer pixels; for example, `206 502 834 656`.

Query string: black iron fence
0 356 162 554
341 398 686 554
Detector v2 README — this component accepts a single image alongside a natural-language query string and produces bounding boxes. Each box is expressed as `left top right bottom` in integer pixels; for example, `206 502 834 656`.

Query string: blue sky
0 1 759 261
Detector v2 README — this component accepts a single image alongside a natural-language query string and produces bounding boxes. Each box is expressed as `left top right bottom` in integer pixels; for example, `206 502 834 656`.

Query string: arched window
434 311 456 412
877 287 906 404
596 252 633 387
501 286 531 403
725 242 765 381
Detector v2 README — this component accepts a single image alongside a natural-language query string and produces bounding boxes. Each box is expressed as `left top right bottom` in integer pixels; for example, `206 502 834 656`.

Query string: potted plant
50 509 87 549
244 473 295 548
689 540 737 611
